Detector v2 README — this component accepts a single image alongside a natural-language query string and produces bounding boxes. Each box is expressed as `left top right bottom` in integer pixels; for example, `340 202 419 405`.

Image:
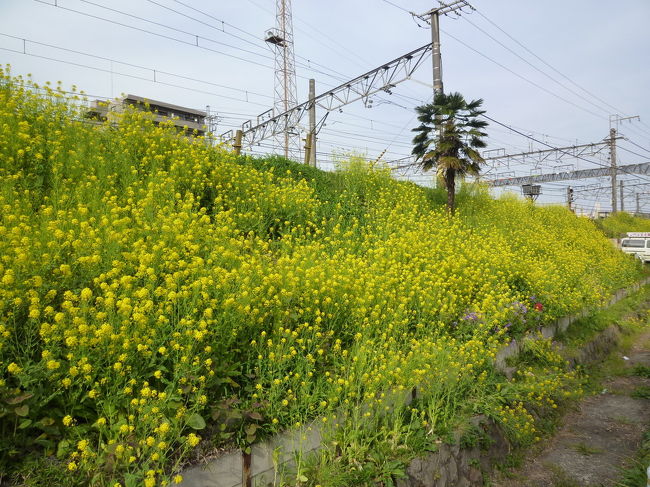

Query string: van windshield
622 239 645 248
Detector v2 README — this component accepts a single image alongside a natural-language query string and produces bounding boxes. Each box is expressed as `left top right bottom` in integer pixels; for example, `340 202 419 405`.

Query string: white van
621 232 650 262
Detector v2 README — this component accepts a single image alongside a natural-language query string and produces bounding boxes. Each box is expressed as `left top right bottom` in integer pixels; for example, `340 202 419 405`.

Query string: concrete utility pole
308 78 316 166
610 127 617 213
637 193 641 215
415 0 474 99
608 114 639 213
620 180 624 212
430 11 443 97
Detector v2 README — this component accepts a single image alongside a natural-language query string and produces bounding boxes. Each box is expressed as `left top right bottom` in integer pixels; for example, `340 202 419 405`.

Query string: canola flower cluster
493 335 582 445
0 67 641 485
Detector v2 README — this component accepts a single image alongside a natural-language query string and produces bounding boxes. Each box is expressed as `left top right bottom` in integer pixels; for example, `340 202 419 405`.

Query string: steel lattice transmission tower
265 0 300 159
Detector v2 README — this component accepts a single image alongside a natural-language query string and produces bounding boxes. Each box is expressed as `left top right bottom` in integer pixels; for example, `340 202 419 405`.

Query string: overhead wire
468 7 650 144
149 0 271 52
149 0 353 87
68 0 434 155
439 27 607 121
462 14 613 117
481 113 650 185
32 0 277 70
0 32 273 101
472 8 630 118
31 0 342 86
617 144 650 160
0 45 273 111
623 138 650 155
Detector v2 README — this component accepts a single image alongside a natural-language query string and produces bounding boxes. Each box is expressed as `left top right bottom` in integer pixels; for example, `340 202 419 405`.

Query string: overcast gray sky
2 0 650 213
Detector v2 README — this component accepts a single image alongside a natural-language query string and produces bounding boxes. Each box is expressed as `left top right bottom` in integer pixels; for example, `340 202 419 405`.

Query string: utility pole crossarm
414 0 474 20
222 43 433 148
486 162 650 187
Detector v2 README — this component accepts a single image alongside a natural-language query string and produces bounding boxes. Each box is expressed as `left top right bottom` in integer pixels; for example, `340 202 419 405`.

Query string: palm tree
411 92 488 215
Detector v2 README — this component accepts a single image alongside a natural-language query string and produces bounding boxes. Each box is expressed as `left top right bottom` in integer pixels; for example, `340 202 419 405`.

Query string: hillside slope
0 69 641 486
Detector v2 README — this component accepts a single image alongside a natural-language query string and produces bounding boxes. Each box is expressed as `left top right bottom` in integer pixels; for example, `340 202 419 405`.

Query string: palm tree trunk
446 168 456 216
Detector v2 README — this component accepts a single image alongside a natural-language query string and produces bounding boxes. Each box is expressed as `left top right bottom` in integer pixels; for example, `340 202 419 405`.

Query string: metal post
234 129 243 156
610 128 617 213
308 78 316 167
637 193 641 215
567 186 573 211
620 180 624 212
430 10 443 97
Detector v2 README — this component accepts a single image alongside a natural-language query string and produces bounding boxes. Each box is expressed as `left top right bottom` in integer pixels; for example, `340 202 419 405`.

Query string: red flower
534 302 543 312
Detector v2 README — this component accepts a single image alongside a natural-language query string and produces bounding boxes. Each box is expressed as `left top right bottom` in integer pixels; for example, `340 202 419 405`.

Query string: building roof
125 94 207 118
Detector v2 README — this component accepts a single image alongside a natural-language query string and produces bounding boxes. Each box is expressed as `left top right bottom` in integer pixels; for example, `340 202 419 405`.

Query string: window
622 239 645 248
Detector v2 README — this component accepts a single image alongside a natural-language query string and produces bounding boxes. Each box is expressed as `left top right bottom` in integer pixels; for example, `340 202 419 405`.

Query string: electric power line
0 45 274 111
439 27 607 121
481 113 650 185
463 14 612 117
617 144 650 160
473 8 630 118
623 138 650 155
32 0 343 87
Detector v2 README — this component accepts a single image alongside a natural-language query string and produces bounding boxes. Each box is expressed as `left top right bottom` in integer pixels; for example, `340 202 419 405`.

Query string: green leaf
18 418 32 429
245 423 258 436
298 475 308 482
187 413 206 430
56 440 70 458
14 404 29 417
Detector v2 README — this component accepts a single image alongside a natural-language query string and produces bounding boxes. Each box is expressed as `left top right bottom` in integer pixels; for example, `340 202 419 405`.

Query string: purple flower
512 301 528 314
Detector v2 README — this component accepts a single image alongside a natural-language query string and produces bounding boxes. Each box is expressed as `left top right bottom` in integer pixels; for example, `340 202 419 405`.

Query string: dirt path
491 329 650 487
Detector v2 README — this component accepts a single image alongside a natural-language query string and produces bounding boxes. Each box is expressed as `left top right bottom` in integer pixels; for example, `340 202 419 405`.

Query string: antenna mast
265 0 299 159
